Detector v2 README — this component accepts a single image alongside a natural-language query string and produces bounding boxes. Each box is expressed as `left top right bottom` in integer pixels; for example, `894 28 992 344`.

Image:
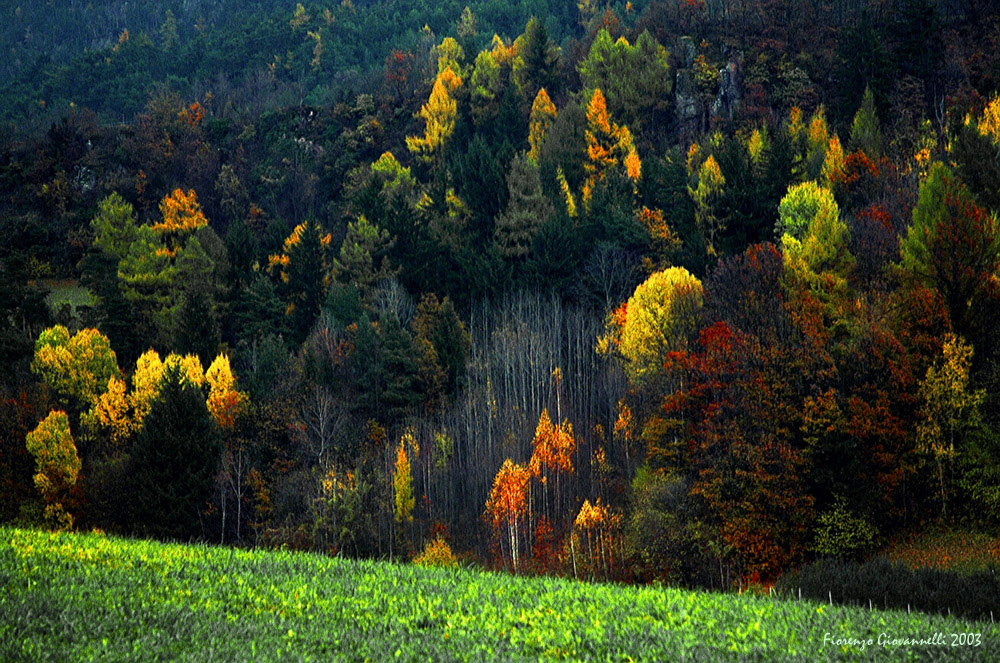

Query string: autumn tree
528 408 575 523
153 188 208 237
569 498 620 580
406 68 461 166
25 410 80 529
31 326 121 412
601 267 703 387
917 334 983 519
205 354 246 429
584 88 639 207
393 433 416 525
485 459 531 571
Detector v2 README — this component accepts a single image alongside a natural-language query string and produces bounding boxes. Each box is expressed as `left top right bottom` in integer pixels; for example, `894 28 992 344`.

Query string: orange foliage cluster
528 409 575 480
485 459 530 528
153 188 208 234
179 102 205 127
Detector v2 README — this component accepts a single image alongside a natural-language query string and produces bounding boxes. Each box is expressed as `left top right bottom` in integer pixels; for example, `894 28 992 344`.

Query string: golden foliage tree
585 88 634 179
153 188 208 235
25 410 80 529
89 376 132 446
394 434 415 524
601 267 703 386
406 69 461 164
917 333 983 519
31 326 121 410
206 354 247 428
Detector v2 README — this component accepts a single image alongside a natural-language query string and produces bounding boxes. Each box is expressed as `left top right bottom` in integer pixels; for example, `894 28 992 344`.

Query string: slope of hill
1 527 996 662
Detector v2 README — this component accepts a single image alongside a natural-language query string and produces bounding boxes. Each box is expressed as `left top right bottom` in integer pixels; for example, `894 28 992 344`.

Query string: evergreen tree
130 364 221 540
380 314 422 420
850 86 883 157
175 287 221 367
495 154 555 258
523 17 559 97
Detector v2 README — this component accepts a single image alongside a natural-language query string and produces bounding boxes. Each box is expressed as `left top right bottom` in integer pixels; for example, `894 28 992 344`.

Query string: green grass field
1 527 996 662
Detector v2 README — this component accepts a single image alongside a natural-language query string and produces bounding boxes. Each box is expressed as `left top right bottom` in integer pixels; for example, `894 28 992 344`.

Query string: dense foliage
4 0 1000 597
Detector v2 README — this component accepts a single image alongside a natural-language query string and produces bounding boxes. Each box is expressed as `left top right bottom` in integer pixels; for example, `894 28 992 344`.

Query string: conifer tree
130 364 221 539
495 154 555 258
850 87 883 158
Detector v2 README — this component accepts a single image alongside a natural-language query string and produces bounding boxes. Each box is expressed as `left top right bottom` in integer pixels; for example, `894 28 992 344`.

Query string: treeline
3 0 1000 587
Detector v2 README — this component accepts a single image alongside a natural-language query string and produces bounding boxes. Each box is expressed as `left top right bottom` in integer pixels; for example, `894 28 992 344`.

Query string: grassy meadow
1 527 997 662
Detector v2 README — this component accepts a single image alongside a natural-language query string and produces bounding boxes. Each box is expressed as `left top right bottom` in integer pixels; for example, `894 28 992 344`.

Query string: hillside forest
3 0 1000 588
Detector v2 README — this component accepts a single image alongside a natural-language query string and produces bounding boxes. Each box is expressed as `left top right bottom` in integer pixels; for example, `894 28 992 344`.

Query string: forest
3 0 1000 590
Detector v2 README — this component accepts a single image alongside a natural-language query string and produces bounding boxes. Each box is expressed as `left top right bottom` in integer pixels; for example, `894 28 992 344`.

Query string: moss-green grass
1 527 997 662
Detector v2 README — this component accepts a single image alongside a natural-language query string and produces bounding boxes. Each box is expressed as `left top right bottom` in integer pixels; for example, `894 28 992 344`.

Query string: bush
810 497 879 561
413 536 458 568
775 557 1000 621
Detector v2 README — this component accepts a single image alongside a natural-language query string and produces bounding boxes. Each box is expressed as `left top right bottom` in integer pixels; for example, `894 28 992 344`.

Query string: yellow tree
206 354 246 429
31 326 121 410
394 434 415 524
570 498 619 579
152 188 208 235
917 333 983 519
485 459 530 571
25 410 81 530
528 88 557 162
130 349 166 427
406 69 461 164
689 154 726 258
602 267 704 387
89 376 132 446
584 88 635 185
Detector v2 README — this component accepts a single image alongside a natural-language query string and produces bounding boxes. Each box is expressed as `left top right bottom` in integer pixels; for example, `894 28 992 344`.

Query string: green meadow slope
1 527 996 662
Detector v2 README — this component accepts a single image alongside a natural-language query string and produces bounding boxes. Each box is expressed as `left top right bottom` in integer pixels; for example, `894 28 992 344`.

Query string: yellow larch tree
393 434 415 524
406 68 461 164
153 188 208 235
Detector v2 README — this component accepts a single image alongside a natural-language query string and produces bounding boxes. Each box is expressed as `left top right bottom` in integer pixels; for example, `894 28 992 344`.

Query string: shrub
413 536 458 568
810 497 879 561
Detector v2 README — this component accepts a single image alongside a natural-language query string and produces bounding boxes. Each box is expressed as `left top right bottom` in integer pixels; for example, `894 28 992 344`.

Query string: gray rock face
674 69 699 143
713 59 741 121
